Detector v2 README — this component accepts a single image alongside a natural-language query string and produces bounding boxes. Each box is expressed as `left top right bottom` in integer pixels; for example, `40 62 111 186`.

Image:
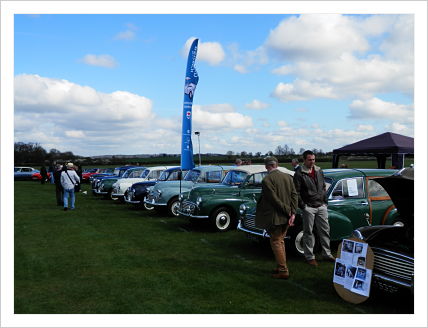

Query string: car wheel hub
294 231 304 255
216 212 230 230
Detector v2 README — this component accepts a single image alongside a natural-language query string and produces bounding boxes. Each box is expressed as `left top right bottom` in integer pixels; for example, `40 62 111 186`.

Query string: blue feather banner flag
181 38 199 170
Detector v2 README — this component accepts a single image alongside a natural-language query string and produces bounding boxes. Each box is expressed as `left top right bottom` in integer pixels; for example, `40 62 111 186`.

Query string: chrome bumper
237 221 269 238
177 209 209 219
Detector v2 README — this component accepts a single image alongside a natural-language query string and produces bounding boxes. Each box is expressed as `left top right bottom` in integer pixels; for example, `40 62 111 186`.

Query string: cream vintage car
111 166 173 201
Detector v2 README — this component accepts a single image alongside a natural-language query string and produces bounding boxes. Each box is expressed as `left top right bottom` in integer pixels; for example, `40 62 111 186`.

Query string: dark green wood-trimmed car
237 168 400 255
178 165 294 232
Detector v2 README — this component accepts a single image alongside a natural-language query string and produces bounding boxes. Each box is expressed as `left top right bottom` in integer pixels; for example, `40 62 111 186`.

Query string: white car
111 166 174 201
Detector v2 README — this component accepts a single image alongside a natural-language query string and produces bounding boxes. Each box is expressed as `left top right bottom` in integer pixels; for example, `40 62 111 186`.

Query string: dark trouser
55 185 63 206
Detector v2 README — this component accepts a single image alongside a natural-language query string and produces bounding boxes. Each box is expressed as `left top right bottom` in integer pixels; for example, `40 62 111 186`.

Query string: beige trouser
268 224 289 272
302 204 332 261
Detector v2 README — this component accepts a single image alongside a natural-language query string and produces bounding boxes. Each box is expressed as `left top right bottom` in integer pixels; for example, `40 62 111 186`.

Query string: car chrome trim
177 210 209 219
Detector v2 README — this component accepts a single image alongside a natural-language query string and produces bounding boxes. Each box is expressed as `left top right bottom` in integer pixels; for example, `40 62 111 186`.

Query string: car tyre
168 197 180 217
210 207 234 232
287 226 305 256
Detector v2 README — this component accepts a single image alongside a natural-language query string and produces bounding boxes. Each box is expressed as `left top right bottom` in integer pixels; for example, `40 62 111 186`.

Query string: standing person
235 158 242 166
60 162 80 211
293 150 335 266
75 164 83 192
291 158 300 171
53 164 64 206
48 163 55 184
255 156 298 279
40 165 48 184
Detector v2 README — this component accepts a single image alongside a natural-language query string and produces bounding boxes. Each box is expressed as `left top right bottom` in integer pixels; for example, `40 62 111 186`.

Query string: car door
240 172 267 202
328 177 370 230
366 178 395 225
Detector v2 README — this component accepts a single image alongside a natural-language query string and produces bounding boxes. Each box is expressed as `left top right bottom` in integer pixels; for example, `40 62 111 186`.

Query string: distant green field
14 181 413 314
82 158 414 170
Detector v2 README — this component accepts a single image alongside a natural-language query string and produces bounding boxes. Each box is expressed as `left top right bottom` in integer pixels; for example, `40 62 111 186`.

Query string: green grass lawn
14 180 413 314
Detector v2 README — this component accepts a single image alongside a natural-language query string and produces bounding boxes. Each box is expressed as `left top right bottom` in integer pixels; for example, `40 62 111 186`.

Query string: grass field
14 179 414 314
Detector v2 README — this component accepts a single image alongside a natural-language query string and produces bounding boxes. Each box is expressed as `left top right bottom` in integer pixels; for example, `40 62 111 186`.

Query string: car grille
126 189 134 201
146 190 159 202
241 214 259 231
371 247 414 285
180 200 196 215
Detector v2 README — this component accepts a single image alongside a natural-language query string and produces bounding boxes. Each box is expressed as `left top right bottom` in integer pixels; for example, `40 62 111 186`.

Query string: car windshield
185 169 201 182
126 169 144 178
325 177 333 193
84 168 98 173
14 168 20 172
140 169 150 179
122 169 134 178
222 170 248 186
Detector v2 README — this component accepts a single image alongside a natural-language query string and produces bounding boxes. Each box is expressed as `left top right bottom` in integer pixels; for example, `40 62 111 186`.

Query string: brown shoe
272 269 289 279
306 259 318 266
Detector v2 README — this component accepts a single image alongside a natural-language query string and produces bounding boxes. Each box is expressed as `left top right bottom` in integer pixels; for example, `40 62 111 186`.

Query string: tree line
14 141 332 167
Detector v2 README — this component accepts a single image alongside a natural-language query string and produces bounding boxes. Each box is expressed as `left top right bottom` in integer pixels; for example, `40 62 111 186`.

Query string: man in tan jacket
255 156 298 279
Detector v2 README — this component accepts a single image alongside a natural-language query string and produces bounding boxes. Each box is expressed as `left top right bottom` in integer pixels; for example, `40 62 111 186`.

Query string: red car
82 168 101 183
32 172 51 181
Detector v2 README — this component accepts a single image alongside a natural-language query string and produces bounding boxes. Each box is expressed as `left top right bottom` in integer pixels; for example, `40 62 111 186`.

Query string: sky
12 10 416 157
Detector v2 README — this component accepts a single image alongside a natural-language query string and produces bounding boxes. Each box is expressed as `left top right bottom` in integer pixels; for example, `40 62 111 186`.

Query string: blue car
14 167 40 181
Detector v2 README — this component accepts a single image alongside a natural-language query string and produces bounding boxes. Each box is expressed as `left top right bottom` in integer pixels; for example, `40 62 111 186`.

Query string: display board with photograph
333 237 374 304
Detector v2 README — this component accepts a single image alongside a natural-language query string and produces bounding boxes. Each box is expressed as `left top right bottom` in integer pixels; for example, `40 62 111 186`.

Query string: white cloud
349 97 414 123
271 65 294 75
356 125 375 132
65 130 86 138
263 14 413 101
385 122 413 136
265 14 368 61
183 38 225 66
14 74 156 154
245 99 270 110
233 65 248 74
114 23 138 41
193 105 253 130
114 30 136 40
81 54 117 68
272 80 336 102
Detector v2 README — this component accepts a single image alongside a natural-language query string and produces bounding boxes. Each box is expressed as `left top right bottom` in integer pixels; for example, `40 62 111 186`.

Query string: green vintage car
144 165 235 216
178 165 294 232
238 168 400 255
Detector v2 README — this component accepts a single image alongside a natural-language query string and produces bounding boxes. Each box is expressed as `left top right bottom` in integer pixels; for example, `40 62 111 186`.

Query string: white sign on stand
333 238 374 303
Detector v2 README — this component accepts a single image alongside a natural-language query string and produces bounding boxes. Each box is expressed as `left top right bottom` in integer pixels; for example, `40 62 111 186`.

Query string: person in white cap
60 162 80 211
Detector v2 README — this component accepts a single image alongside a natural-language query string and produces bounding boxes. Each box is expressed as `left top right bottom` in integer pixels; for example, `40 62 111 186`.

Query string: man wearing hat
255 156 298 279
60 162 80 211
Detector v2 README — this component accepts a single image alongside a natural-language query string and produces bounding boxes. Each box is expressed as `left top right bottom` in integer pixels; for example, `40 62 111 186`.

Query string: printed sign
333 239 372 297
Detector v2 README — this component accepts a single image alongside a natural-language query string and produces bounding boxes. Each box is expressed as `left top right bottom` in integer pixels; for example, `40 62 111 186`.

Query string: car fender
381 206 399 225
327 209 356 241
206 198 241 218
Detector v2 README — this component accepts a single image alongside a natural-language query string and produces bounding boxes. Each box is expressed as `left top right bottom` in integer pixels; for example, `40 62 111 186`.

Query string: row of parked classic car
86 163 413 294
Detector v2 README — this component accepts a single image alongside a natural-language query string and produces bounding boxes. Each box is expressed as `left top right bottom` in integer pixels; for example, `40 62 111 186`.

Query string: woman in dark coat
40 166 48 184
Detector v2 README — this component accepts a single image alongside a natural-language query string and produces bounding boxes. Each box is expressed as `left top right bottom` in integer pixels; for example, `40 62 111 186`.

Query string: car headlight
196 196 202 206
239 204 248 215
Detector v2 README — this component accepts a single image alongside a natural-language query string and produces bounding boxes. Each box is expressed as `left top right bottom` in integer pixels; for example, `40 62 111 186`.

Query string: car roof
143 166 174 171
323 168 397 180
191 165 235 172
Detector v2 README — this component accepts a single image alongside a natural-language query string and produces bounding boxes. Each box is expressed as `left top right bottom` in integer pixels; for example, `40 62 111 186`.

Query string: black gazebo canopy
332 132 414 169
